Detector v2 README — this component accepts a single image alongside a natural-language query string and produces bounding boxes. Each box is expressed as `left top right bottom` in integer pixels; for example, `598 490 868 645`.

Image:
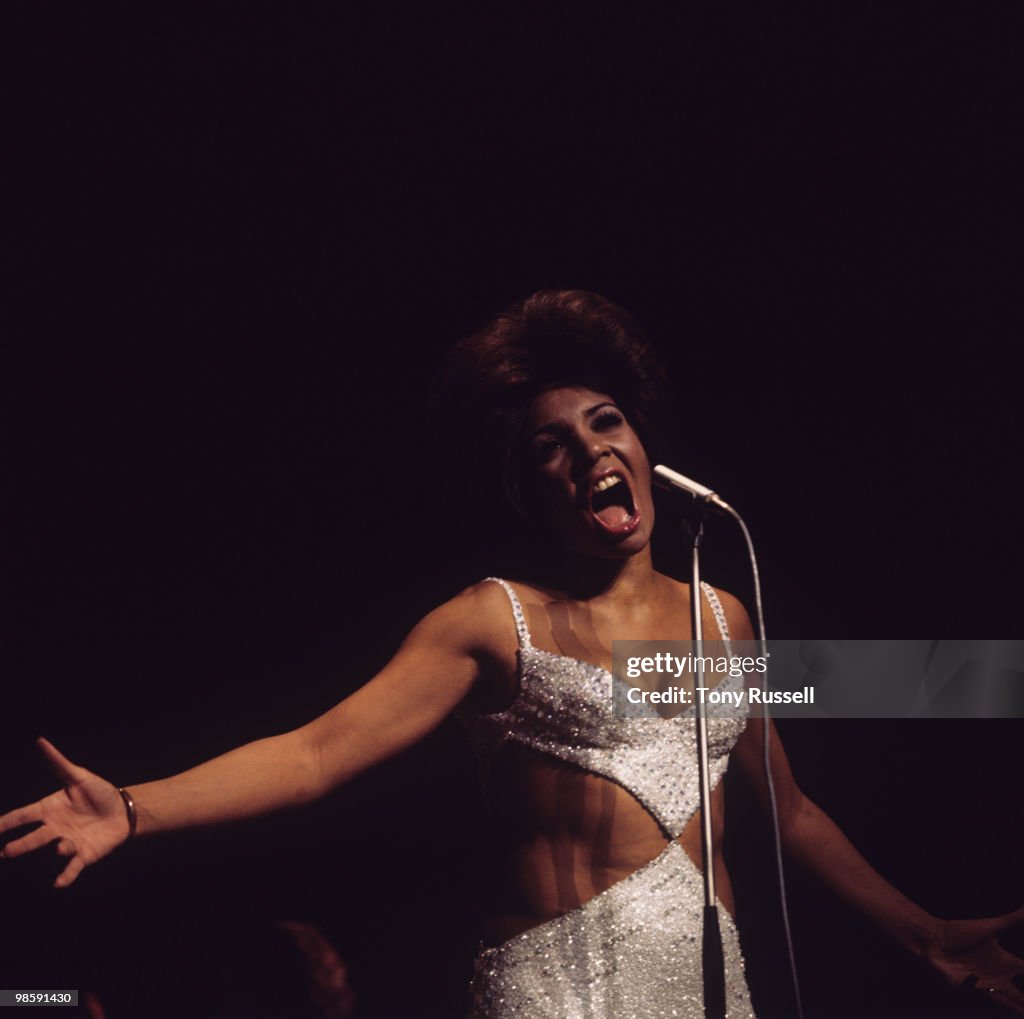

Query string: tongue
595 504 631 528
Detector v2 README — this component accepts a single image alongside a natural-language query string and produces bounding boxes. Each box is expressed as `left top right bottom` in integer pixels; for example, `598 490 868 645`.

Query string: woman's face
517 386 655 558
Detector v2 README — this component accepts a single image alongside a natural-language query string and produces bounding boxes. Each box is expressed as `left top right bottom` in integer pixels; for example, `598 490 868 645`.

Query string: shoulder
410 579 521 661
705 585 755 641
655 573 754 641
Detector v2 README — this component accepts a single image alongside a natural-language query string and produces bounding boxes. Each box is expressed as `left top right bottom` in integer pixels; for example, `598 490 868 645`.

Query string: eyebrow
528 401 619 440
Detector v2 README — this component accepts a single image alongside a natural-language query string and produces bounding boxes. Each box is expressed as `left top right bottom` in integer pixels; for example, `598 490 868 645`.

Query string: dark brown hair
435 289 676 513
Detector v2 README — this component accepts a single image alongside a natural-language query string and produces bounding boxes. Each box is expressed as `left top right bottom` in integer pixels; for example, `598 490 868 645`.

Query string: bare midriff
480 742 734 947
471 578 739 947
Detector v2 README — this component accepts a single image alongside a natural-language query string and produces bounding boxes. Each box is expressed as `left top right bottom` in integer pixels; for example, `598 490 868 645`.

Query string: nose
571 431 611 479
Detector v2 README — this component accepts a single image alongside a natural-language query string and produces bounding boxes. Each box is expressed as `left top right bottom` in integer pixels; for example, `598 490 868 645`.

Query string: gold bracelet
118 787 137 840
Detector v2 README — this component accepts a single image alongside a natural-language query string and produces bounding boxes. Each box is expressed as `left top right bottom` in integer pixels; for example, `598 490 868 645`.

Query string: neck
533 542 660 602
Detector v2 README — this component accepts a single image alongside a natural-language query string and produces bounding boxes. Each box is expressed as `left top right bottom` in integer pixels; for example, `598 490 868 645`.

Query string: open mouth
589 471 639 533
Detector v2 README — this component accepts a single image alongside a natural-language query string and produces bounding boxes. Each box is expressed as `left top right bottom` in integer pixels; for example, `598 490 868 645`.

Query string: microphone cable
717 501 806 1019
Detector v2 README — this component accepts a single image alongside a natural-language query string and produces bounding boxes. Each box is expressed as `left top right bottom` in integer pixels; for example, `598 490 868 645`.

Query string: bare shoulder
411 579 520 664
707 585 755 641
656 573 754 641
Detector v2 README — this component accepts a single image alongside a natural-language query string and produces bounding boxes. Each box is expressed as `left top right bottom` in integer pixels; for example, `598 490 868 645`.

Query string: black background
3 5 1023 1018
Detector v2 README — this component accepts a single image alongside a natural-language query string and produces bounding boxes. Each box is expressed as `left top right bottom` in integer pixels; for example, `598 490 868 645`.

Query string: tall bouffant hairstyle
435 289 676 514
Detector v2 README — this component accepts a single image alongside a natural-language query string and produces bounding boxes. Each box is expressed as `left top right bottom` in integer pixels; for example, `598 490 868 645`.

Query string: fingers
996 904 1024 933
1 826 57 860
2 825 88 889
54 854 85 889
968 960 1024 1016
2 828 87 889
0 803 43 836
36 737 87 785
991 982 1024 1017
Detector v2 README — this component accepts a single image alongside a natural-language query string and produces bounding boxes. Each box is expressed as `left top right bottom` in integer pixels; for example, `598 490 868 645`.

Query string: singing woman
3 290 1022 1017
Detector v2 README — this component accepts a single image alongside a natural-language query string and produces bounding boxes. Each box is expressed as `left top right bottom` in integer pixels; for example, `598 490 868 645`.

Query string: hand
0 738 130 888
925 908 1024 1015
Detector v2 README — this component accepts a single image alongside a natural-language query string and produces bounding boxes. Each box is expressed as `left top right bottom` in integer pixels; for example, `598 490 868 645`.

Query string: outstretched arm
127 584 497 834
731 714 943 956
719 592 1024 1015
0 582 513 887
732 715 1024 1012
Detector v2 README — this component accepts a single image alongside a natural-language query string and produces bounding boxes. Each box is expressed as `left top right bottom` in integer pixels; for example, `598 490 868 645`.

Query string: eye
593 409 624 430
530 435 565 463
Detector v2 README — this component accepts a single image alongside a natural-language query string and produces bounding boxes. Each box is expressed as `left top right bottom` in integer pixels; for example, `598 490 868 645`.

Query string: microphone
652 465 735 517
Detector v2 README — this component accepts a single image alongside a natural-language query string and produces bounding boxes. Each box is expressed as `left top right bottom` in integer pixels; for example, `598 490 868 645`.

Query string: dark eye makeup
593 409 624 430
529 434 565 463
525 404 626 465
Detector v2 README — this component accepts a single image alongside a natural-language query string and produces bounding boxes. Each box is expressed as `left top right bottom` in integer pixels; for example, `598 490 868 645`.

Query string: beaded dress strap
483 577 532 649
700 581 732 652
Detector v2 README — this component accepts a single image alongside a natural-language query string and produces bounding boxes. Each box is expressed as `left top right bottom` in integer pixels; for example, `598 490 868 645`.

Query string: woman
2 290 1022 1017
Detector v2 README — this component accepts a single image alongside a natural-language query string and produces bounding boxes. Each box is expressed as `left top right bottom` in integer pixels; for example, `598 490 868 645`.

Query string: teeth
594 475 623 493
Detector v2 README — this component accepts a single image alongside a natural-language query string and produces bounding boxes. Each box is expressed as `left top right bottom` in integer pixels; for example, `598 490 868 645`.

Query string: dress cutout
460 578 756 1018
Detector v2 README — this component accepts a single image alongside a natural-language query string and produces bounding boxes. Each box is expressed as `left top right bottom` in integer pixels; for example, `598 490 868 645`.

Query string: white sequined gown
459 578 756 1019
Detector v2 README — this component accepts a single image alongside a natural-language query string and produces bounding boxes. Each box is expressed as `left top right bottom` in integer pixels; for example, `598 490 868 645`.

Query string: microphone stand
685 508 726 1019
655 463 802 1018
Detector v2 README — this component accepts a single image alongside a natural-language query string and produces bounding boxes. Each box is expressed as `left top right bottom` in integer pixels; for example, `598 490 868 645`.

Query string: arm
131 584 497 834
731 716 942 957
720 589 941 953
732 713 1024 1011
0 582 514 886
718 590 1024 1013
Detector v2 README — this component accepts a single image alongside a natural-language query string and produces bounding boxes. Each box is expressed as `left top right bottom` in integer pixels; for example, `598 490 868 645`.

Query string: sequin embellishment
461 578 756 1018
